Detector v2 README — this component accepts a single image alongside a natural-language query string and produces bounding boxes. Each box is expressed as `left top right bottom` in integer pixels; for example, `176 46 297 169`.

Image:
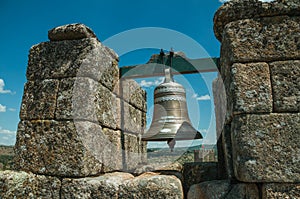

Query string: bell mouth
175 121 203 140
142 122 202 141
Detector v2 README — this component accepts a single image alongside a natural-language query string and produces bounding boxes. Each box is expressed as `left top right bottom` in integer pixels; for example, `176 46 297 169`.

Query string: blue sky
0 0 225 146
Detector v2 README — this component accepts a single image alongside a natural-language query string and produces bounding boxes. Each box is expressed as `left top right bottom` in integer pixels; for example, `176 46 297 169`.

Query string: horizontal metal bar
120 57 220 78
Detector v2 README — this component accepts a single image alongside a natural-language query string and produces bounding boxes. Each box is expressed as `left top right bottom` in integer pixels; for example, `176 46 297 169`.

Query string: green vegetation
0 145 14 170
0 154 14 170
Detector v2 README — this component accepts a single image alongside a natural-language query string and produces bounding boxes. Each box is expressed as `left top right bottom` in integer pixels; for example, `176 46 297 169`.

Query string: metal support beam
120 56 220 79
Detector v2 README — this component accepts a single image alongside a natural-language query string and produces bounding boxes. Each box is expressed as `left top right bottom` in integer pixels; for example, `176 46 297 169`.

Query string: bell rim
142 121 203 141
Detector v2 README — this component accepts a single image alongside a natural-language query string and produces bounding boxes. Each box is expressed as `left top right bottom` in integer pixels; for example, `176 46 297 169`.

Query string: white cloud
0 79 12 94
8 108 16 112
0 127 16 146
219 0 274 2
139 77 164 88
192 94 211 101
0 129 16 135
0 104 6 112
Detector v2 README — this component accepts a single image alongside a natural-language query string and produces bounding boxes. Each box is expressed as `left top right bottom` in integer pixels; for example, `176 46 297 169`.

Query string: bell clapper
167 139 176 152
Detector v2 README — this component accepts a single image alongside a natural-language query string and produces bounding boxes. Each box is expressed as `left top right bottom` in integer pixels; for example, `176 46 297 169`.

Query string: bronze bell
142 67 202 151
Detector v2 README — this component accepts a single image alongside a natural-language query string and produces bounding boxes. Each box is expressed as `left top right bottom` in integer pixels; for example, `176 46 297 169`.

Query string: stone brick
119 172 183 199
231 113 300 182
101 128 123 172
214 0 300 41
123 132 144 171
27 38 119 91
221 16 300 64
188 181 259 199
133 162 182 177
217 136 227 180
213 76 232 180
225 183 259 199
55 77 98 122
117 100 145 134
56 77 119 129
0 170 60 199
213 76 227 136
61 172 134 199
14 120 122 177
48 23 97 41
119 79 147 112
221 124 235 180
270 60 300 112
140 139 147 163
20 79 59 120
62 172 183 199
229 62 272 115
183 162 218 197
97 84 119 129
262 183 300 199
187 180 230 199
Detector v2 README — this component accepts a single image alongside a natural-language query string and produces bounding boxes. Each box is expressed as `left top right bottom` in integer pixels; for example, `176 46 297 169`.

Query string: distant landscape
0 145 14 170
0 144 217 170
147 144 217 164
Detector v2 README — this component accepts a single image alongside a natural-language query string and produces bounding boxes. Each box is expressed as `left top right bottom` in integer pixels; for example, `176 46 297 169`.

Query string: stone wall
1 24 184 199
13 23 147 177
188 0 300 198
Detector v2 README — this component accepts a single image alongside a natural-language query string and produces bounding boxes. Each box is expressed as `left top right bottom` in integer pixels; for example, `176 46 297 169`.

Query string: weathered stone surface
102 59 119 91
225 183 259 199
14 120 122 177
187 180 230 199
230 62 272 115
183 162 218 196
139 141 147 164
117 100 145 134
0 170 60 198
119 172 184 199
27 38 119 91
56 77 119 129
158 162 183 172
231 113 300 182
213 76 233 179
61 172 134 199
123 133 144 170
101 128 123 172
214 0 300 41
48 23 97 41
97 85 119 129
20 79 59 120
216 136 227 180
104 46 119 61
56 77 98 121
221 16 300 63
219 62 273 122
133 162 183 177
262 183 300 199
150 162 183 182
213 76 227 137
188 181 260 199
119 79 147 112
221 124 235 180
62 172 184 199
270 60 300 112
136 162 184 183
